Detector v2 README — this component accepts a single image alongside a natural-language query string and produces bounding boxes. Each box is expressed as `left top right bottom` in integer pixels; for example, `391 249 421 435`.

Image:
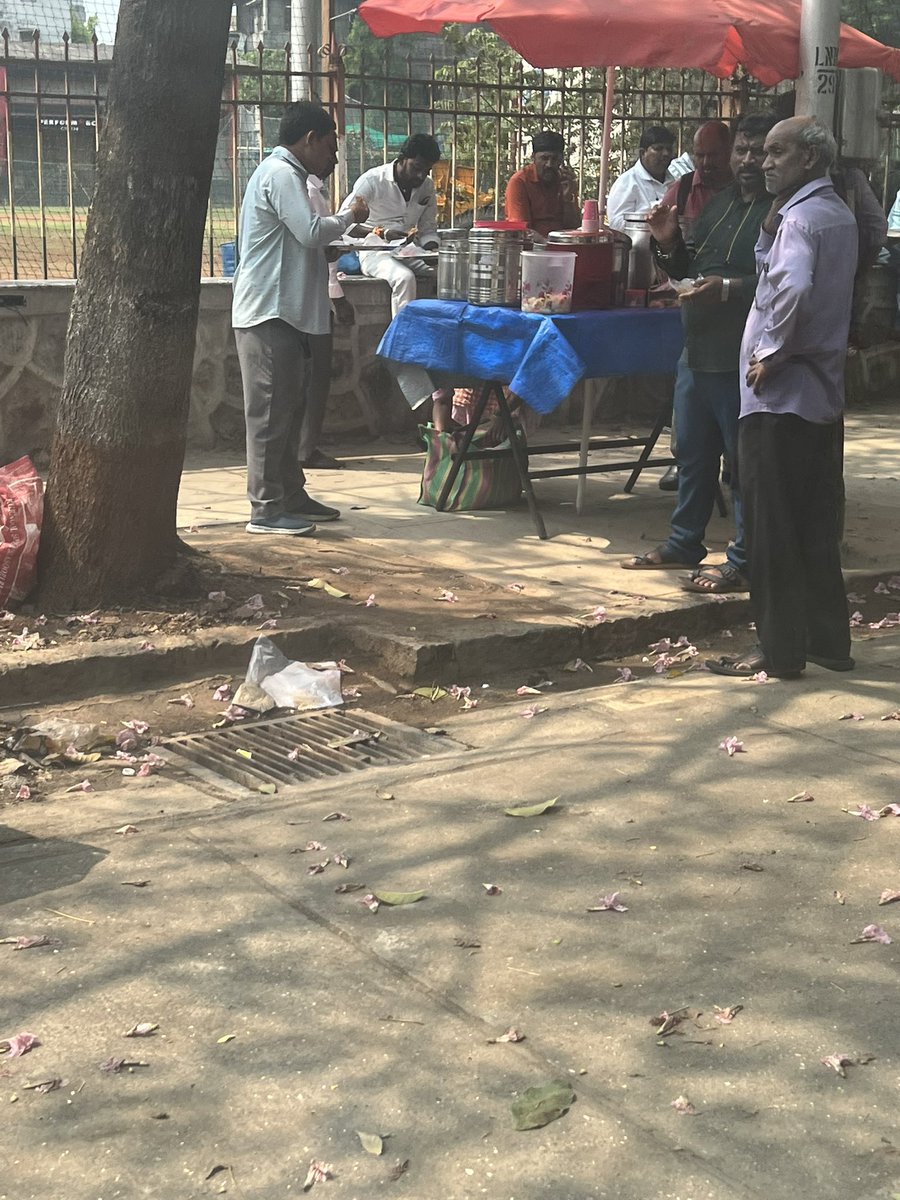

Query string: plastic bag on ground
233 637 344 713
0 456 43 608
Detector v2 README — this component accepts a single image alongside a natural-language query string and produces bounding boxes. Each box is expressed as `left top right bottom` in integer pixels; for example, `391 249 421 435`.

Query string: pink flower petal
587 891 628 912
852 923 892 945
0 1032 40 1057
719 736 744 757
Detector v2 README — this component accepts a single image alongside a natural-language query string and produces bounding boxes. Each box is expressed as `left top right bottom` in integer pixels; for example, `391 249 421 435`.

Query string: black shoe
285 494 340 522
659 465 678 491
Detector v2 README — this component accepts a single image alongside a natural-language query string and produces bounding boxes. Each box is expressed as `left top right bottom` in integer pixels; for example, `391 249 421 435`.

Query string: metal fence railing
0 29 898 280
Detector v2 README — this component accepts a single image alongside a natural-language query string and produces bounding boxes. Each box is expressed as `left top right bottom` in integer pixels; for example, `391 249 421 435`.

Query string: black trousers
739 412 850 673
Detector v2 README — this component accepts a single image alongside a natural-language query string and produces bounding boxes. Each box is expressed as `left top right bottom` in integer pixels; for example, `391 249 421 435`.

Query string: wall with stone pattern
0 278 424 467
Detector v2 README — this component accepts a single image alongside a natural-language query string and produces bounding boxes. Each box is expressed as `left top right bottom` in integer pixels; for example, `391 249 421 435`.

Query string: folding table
377 299 685 539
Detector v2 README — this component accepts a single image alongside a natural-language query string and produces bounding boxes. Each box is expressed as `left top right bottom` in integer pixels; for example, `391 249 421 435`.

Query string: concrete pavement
4 631 900 1200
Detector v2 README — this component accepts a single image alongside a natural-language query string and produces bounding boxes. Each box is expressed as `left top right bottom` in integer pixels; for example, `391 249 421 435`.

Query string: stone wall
0 277 418 466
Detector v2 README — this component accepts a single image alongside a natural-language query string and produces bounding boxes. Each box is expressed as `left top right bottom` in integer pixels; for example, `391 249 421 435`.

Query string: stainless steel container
437 228 469 300
622 213 655 291
467 223 525 307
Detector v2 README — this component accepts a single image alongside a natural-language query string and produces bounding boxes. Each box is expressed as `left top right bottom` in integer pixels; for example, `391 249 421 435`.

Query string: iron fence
0 29 898 280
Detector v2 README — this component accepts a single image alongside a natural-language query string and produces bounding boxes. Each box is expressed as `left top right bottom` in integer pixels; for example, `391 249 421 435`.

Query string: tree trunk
37 0 233 610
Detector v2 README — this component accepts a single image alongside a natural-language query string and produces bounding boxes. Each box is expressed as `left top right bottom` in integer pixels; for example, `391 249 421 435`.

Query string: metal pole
796 0 841 125
598 65 615 215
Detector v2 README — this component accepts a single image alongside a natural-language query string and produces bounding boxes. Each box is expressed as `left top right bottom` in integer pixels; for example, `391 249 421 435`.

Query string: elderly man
620 114 777 592
232 101 368 536
505 130 581 237
339 133 442 317
606 125 676 231
707 117 858 679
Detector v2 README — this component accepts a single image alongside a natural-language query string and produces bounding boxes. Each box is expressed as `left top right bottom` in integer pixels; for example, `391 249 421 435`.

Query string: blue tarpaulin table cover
377 299 684 413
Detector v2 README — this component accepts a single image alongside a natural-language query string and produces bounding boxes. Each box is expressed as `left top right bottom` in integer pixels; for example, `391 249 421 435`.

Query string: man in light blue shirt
232 101 368 535
708 117 857 680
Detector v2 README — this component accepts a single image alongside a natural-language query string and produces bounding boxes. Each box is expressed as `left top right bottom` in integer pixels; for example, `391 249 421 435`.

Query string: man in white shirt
338 133 441 316
232 101 368 536
605 125 676 231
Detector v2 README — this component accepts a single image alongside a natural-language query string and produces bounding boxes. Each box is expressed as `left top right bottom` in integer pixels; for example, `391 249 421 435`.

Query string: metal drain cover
164 710 449 792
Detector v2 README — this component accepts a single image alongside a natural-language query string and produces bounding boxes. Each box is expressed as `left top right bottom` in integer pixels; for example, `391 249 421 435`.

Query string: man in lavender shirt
708 117 857 679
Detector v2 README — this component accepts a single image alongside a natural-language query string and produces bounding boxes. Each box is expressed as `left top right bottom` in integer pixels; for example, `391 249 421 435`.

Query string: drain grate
163 710 444 791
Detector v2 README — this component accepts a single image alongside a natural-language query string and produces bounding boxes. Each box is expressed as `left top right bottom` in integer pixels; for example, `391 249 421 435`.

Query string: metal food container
467 220 526 306
622 213 655 291
437 228 469 300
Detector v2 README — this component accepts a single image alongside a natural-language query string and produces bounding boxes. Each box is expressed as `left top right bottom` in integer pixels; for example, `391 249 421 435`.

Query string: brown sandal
681 563 749 594
621 545 696 571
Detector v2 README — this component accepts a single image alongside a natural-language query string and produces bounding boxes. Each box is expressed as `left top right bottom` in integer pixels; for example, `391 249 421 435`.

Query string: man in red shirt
660 121 733 246
505 131 581 237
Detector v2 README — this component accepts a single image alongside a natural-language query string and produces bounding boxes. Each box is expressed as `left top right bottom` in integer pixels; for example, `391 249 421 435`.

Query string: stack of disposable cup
581 199 600 235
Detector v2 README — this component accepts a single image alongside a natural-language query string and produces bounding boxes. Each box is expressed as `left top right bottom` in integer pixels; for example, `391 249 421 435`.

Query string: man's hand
348 195 369 224
745 355 769 394
383 228 408 242
680 275 724 305
333 296 355 326
558 165 578 202
761 198 782 237
648 203 679 248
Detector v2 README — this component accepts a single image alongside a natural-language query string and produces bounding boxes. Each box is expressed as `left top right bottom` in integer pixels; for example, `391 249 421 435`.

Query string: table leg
434 382 491 512
494 386 548 540
576 378 605 516
623 396 672 494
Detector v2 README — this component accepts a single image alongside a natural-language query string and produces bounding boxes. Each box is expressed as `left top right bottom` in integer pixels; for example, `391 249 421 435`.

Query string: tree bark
37 0 233 610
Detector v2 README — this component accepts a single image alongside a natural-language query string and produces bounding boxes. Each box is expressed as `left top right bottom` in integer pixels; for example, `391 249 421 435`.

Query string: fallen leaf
330 566 350 576
435 589 458 603
488 1027 525 1044
303 1160 333 1190
22 1077 63 1094
505 797 559 818
482 883 502 895
167 694 194 708
334 882 366 894
356 1131 384 1155
578 606 607 624
389 1159 410 1181
511 1080 575 1130
713 1004 743 1025
454 936 481 948
719 736 744 757
412 685 449 702
376 790 394 801
787 791 814 803
217 1034 237 1044
307 860 330 875
0 757 26 776
834 890 846 904
0 935 52 950
839 712 865 722
821 1052 854 1077
852 924 892 944
521 705 547 719
880 710 900 722
586 892 628 912
741 863 764 872
563 658 593 672
848 803 880 821
374 890 426 906
63 746 101 765
257 783 277 795
124 1022 158 1038
878 889 900 906
205 1165 229 1181
671 1094 697 1115
306 577 349 599
322 811 351 822
0 1032 40 1057
115 825 139 836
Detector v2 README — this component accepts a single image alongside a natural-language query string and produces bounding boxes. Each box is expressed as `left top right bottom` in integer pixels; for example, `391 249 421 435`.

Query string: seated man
505 130 581 237
338 133 442 317
605 125 676 231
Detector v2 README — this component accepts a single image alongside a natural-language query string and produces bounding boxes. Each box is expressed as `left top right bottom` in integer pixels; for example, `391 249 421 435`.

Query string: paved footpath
3 632 900 1200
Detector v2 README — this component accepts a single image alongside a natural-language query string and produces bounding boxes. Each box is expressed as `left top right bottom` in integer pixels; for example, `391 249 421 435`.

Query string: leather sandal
621 544 696 570
706 647 802 679
681 563 750 594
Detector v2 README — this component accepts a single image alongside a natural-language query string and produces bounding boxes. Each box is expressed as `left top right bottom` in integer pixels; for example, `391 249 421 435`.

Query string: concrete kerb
0 594 749 707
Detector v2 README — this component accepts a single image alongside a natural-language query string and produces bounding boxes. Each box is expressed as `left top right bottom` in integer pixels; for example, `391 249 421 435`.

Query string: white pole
290 0 317 101
598 65 615 216
796 0 842 125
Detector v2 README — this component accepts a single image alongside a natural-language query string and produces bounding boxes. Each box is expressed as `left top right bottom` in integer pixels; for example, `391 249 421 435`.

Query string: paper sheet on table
233 636 344 713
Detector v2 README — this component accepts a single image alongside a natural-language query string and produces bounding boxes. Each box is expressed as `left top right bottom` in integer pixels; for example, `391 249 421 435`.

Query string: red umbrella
358 0 900 85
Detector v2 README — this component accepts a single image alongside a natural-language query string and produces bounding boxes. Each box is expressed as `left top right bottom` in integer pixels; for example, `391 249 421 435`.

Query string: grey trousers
297 330 333 462
235 319 309 522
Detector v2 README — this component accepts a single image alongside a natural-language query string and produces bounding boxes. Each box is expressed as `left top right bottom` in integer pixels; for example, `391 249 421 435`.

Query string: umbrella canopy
359 0 900 85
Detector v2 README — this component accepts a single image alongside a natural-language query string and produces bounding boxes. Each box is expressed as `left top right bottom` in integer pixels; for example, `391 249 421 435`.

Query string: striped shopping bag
417 424 527 512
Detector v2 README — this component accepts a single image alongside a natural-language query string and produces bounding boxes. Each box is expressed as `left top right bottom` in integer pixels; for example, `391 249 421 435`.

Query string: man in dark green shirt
621 113 777 592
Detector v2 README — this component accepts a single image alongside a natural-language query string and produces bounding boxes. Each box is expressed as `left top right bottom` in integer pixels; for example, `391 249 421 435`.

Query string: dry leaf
488 1027 525 1044
511 1080 574 1130
322 811 351 822
838 712 865 722
563 658 593 672
389 1159 410 1181
217 1034 237 1044
821 1052 854 1077
0 757 26 776
356 1131 384 1155
878 889 900 906
482 883 502 896
22 1077 63 1094
454 936 481 948
124 1022 158 1038
303 1160 333 1190
335 882 366 894
587 892 628 912
373 890 425 906
505 797 559 818
671 1095 696 1115
787 791 814 803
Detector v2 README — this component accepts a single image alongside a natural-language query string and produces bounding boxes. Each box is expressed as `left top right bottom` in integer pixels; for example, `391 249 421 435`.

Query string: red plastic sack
0 456 43 608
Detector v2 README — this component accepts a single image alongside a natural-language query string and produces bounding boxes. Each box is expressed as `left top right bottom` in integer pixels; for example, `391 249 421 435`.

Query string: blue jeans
663 360 745 573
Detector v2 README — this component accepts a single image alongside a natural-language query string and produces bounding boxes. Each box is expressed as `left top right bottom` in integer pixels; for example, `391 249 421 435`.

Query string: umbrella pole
598 65 615 216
